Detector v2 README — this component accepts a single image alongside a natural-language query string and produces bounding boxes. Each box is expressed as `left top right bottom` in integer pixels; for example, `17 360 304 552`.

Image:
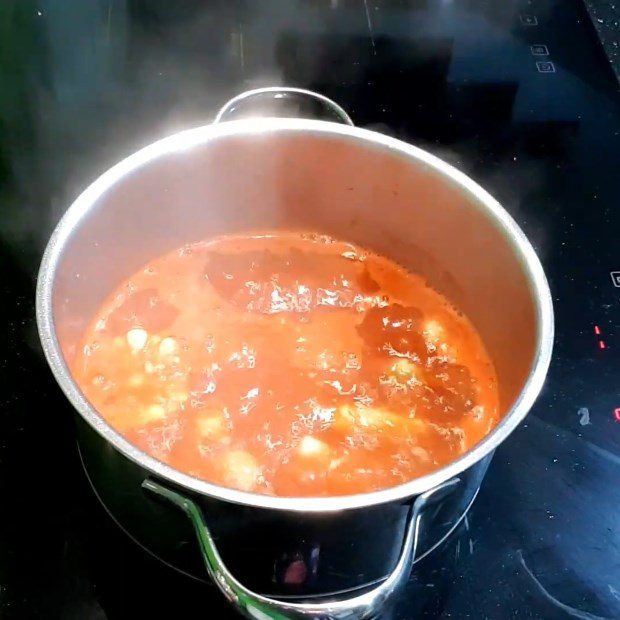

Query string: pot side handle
213 86 355 126
142 478 459 620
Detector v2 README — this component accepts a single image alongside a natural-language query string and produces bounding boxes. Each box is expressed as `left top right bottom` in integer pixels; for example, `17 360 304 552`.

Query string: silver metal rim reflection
36 118 554 512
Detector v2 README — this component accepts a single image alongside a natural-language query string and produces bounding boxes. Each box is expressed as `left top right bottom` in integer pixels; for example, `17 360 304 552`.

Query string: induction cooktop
1 0 619 618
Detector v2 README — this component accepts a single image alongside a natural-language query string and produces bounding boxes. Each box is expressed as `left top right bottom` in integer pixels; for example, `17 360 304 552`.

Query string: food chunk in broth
71 232 499 496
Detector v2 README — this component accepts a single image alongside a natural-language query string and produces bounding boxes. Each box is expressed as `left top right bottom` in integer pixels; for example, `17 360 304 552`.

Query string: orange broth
71 232 499 496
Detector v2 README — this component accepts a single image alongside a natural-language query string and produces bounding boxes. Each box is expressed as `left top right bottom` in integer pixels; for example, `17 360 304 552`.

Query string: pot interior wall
52 128 539 416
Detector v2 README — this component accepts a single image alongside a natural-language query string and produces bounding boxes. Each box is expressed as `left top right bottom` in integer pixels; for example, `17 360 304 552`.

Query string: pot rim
36 117 554 512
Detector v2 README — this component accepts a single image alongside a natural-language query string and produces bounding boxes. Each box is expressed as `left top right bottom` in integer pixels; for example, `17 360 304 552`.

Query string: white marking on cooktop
536 61 556 73
363 0 376 55
578 407 591 426
517 550 610 620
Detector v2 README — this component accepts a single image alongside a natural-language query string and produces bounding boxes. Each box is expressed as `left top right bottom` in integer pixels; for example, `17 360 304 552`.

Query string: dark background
1 0 619 618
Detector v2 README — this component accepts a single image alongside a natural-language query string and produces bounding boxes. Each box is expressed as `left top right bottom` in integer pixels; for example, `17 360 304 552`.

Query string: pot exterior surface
77 417 490 597
39 119 551 510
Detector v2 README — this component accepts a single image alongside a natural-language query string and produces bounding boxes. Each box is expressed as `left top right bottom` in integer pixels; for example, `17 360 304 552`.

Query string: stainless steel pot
36 87 553 619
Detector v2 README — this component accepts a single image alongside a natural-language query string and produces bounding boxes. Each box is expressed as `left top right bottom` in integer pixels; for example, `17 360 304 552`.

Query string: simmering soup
71 232 499 496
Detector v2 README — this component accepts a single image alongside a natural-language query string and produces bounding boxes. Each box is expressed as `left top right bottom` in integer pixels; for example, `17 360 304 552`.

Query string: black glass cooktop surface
1 0 619 618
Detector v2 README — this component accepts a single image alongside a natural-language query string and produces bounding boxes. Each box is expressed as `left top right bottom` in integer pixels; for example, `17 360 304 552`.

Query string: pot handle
213 86 355 126
142 477 459 620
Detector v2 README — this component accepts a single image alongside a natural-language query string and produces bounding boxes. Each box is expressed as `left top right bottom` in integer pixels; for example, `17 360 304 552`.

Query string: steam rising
1 0 559 275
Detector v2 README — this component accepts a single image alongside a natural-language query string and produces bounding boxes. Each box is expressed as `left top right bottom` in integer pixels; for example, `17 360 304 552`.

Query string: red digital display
594 326 607 350
614 408 620 422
